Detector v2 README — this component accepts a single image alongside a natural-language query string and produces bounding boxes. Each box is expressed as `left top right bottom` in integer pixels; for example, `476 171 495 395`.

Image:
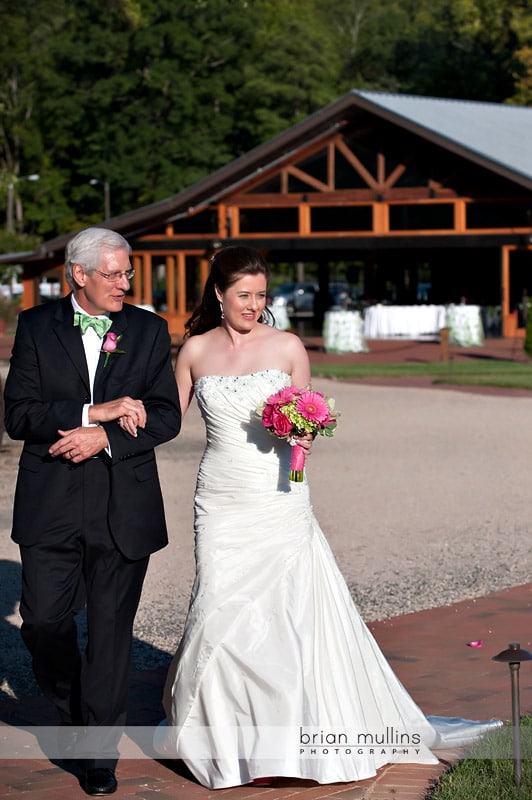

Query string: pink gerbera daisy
266 386 300 406
296 390 331 424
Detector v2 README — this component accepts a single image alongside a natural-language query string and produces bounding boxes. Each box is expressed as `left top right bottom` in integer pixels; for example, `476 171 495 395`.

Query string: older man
4 227 181 795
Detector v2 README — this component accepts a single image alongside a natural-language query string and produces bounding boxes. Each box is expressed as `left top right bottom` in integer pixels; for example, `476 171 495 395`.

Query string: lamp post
89 178 111 220
6 173 40 233
492 642 532 787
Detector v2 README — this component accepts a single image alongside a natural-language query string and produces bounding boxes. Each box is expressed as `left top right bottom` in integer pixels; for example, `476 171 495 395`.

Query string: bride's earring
219 302 225 320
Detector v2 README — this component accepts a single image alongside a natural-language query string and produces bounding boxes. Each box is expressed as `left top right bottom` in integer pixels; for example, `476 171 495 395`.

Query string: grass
429 717 532 799
311 360 532 391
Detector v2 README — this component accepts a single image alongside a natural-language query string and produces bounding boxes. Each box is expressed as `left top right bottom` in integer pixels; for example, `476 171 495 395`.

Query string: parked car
268 282 318 314
151 290 168 312
328 282 358 309
269 281 360 314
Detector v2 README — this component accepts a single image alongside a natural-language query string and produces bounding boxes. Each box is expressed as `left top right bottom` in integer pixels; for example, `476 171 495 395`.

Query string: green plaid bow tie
73 312 113 337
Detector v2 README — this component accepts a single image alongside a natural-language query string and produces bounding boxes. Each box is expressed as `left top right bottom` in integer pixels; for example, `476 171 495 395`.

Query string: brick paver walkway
1 333 530 798
1 585 530 799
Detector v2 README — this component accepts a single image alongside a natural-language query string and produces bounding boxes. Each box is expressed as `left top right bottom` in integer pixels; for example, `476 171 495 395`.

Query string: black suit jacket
3 295 181 560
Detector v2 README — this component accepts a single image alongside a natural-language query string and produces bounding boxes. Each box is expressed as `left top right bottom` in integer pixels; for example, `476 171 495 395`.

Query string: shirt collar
71 295 110 320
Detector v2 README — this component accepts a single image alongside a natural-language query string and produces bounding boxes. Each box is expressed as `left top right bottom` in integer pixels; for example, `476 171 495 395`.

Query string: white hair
65 227 131 289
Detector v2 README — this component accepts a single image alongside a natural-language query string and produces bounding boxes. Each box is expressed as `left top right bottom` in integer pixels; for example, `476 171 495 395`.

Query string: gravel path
1 378 531 695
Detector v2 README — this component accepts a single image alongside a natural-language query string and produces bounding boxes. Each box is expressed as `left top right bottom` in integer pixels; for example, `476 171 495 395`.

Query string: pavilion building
2 90 531 339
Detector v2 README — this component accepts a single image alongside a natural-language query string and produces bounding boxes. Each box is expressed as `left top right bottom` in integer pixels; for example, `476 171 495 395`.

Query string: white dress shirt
71 296 110 427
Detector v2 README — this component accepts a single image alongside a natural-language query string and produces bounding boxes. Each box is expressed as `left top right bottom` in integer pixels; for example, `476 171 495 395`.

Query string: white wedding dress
154 369 500 788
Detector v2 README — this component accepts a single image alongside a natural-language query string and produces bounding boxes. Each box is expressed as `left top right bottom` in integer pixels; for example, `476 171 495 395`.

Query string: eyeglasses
93 268 135 282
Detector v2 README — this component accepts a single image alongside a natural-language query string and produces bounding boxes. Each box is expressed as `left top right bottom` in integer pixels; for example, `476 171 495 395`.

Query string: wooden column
22 277 40 308
455 199 467 232
299 203 310 235
131 255 142 305
373 202 389 234
218 204 228 238
199 253 209 288
143 253 152 306
501 245 516 338
231 207 240 236
177 252 186 316
164 255 175 313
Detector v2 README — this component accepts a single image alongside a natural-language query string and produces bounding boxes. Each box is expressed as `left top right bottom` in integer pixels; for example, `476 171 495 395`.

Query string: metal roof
1 90 530 266
355 90 532 186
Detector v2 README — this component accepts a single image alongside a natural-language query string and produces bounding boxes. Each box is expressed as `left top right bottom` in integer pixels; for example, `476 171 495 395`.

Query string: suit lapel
52 295 91 392
93 307 129 401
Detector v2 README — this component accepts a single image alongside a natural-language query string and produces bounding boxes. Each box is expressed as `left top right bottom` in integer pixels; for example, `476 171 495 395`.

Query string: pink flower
296 390 331 425
266 386 299 406
100 332 125 366
262 404 275 428
270 407 293 437
262 404 293 436
258 386 338 482
466 640 483 648
102 332 118 353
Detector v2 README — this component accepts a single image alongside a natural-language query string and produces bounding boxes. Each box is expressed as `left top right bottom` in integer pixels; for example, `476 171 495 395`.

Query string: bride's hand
118 414 139 437
296 433 314 454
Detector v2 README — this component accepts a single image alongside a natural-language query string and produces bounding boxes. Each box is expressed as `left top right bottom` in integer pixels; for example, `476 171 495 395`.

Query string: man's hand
49 426 109 463
89 396 147 436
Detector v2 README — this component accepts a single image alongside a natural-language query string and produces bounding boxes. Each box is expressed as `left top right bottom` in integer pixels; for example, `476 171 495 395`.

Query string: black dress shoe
83 768 117 795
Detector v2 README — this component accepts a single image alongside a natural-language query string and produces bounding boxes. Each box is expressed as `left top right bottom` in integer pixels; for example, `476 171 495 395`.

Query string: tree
35 0 343 223
36 0 271 218
1 0 530 244
230 0 341 147
390 0 525 101
329 0 529 101
0 1 66 237
325 0 410 92
508 1 532 104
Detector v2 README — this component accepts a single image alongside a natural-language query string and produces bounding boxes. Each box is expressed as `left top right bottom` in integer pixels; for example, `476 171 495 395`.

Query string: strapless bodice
194 369 296 491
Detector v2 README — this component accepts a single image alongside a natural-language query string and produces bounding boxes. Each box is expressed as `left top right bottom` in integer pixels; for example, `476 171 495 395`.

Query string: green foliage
232 0 340 145
0 230 40 297
354 0 522 100
508 1 532 104
0 230 40 256
311 360 532 391
430 716 532 800
0 0 529 240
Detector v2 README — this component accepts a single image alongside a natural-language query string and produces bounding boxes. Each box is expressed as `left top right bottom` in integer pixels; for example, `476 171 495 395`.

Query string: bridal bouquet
259 386 337 482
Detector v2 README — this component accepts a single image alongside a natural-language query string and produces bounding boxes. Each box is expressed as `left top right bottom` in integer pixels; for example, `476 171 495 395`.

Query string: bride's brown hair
184 245 273 339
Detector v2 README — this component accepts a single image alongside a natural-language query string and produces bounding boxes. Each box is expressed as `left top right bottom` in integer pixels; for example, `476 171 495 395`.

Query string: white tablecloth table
267 304 290 331
446 304 484 347
364 305 448 339
323 310 368 353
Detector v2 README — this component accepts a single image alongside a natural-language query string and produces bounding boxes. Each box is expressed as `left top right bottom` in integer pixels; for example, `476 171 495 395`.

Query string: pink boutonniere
101 332 125 366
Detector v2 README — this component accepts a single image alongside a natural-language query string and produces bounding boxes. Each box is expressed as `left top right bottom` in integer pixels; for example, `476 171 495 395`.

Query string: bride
153 245 499 789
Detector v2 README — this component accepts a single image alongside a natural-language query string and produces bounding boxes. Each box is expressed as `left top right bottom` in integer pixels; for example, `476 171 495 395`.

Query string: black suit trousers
19 457 149 766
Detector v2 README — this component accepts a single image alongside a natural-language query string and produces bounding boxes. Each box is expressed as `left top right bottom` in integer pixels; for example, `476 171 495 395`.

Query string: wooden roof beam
335 138 379 191
285 165 329 192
